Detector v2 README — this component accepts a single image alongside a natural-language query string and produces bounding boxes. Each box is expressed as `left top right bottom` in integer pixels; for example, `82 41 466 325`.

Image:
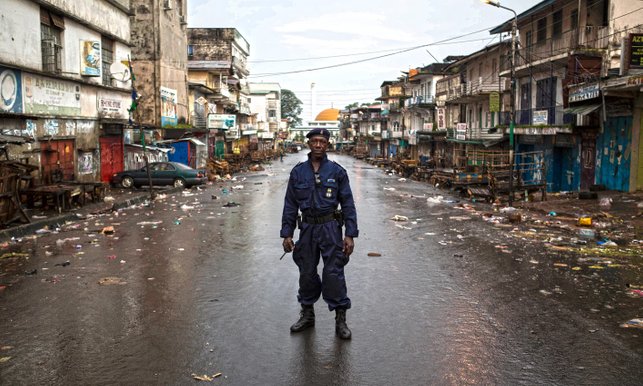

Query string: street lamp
483 0 517 206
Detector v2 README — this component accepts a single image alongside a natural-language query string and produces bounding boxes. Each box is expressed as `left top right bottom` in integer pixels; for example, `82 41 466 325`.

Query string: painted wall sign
207 114 236 130
98 97 125 118
568 83 600 103
0 66 22 113
532 110 548 125
629 33 643 68
80 40 102 76
514 126 572 135
78 151 94 174
437 108 446 130
160 86 178 126
489 91 500 112
23 74 81 115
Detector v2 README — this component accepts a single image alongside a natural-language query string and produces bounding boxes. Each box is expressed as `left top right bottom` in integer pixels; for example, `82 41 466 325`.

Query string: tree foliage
281 89 303 127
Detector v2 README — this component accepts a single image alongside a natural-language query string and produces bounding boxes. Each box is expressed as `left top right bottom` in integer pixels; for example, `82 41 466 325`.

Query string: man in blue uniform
281 127 358 340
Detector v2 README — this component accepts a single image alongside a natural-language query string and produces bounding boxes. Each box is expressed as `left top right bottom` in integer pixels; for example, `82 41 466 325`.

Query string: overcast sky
187 0 537 121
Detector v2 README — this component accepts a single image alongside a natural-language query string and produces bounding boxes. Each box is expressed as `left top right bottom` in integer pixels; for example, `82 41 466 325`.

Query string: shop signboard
630 33 643 68
80 40 101 76
23 73 80 115
437 107 446 130
207 114 236 130
569 83 600 103
532 110 548 125
0 66 22 114
160 86 178 126
456 123 467 140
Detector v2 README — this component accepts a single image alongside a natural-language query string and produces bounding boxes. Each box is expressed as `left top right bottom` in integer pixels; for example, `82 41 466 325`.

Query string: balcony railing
465 78 509 95
516 26 609 67
405 95 436 107
515 107 574 126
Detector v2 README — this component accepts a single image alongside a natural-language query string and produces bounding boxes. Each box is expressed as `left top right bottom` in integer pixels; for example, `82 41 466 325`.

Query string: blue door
551 147 575 192
168 141 189 165
596 116 632 191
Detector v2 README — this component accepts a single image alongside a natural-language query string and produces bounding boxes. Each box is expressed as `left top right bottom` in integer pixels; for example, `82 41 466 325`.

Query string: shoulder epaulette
332 161 346 172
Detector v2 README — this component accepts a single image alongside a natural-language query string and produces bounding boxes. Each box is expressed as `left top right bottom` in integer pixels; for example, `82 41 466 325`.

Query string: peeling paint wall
131 0 189 128
40 0 131 41
596 116 632 191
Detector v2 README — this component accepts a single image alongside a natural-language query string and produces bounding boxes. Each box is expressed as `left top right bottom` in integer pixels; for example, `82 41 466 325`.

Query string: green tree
345 102 359 109
281 89 303 127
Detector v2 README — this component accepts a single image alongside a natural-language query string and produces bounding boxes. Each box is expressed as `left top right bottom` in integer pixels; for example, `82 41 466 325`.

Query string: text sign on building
629 33 643 68
456 123 467 140
0 66 22 114
160 86 178 126
532 110 548 125
568 83 600 103
489 92 500 112
207 114 236 130
80 40 101 76
437 108 446 130
388 86 403 97
23 73 81 115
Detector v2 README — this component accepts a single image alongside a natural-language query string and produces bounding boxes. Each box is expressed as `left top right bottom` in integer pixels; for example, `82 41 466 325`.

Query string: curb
0 187 184 242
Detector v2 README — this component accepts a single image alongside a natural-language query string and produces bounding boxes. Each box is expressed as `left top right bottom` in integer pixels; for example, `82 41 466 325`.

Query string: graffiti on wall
44 120 59 136
78 151 94 174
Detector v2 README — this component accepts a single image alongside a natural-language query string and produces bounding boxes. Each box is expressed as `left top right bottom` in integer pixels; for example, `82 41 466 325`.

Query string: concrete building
130 0 189 139
187 28 250 157
490 0 643 192
0 0 133 183
291 108 342 148
248 82 281 150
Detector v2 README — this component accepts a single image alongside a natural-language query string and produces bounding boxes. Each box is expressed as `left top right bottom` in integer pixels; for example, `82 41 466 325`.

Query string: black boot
335 309 352 339
290 304 315 332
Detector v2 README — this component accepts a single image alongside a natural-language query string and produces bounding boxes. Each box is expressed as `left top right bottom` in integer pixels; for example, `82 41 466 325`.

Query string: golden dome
315 108 340 121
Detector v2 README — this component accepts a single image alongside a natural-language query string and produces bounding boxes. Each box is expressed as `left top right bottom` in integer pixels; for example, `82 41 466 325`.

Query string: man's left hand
343 236 354 257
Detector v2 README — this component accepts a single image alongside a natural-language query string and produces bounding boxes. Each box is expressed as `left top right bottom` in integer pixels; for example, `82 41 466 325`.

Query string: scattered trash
578 217 592 227
120 260 126 264
553 263 568 268
223 202 240 208
453 253 463 257
427 196 443 204
98 277 127 286
180 204 195 211
192 373 222 382
232 185 244 190
0 357 11 363
539 289 552 296
390 215 408 222
507 213 522 223
383 187 396 191
596 239 617 247
24 269 37 275
548 211 557 217
101 226 115 235
137 221 163 226
54 261 71 267
578 229 596 239
448 216 471 221
627 289 643 298
211 195 218 200
599 197 612 209
367 252 381 257
0 252 29 259
35 227 51 234
620 318 643 329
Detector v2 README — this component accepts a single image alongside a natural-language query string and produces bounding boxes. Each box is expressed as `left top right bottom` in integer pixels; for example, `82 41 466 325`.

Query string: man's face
308 135 328 156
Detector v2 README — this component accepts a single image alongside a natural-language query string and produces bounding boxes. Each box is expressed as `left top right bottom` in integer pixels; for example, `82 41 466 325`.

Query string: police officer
281 127 358 340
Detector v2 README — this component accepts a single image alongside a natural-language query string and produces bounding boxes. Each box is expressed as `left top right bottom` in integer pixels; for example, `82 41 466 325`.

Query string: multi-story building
187 28 250 156
130 0 189 142
377 80 408 157
248 82 281 150
0 0 133 183
436 42 511 168
403 63 448 162
490 0 643 192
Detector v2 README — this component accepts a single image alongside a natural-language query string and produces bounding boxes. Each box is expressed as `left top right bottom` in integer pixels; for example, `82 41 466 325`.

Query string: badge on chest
326 188 333 198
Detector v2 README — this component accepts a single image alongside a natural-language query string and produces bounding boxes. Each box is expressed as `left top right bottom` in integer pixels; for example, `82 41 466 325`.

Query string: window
537 17 547 44
101 37 114 85
571 9 579 31
552 10 562 38
268 110 276 118
525 30 533 61
40 9 64 73
187 44 194 58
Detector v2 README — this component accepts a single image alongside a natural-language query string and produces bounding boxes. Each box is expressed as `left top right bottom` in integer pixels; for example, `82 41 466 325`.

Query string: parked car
111 162 207 189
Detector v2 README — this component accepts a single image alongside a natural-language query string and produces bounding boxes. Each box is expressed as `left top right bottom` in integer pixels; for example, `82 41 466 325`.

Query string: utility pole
483 0 517 206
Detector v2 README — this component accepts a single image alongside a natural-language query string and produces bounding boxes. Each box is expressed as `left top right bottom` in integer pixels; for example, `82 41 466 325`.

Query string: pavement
0 185 184 242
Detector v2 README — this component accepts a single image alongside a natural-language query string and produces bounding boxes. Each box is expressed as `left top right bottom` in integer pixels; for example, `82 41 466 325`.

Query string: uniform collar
307 153 329 166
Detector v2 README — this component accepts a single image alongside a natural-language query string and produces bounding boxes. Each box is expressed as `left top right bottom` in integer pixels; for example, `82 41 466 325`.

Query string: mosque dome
315 108 340 121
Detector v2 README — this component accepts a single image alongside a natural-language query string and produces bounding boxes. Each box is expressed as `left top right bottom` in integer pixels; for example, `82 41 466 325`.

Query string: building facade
0 0 133 183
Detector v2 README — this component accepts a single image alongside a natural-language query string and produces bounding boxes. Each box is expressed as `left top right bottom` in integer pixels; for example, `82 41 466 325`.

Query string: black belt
302 213 336 224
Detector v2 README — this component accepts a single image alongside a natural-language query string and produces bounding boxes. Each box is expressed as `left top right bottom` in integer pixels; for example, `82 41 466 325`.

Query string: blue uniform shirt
281 154 359 238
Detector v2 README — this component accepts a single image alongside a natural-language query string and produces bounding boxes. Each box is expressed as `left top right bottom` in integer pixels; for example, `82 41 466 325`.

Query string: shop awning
563 104 601 115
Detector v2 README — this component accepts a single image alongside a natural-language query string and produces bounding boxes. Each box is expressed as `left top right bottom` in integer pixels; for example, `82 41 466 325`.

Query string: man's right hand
283 237 295 253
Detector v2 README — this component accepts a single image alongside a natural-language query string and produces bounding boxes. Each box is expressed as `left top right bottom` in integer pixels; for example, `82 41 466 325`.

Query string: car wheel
173 178 186 188
121 176 134 188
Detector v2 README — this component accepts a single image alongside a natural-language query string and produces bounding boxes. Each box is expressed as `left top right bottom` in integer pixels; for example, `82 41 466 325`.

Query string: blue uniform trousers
293 221 351 311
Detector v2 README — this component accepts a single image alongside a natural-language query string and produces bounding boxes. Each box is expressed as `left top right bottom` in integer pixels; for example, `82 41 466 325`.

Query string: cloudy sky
187 0 536 121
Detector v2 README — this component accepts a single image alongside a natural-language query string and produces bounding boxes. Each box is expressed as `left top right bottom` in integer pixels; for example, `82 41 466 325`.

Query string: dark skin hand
282 236 354 257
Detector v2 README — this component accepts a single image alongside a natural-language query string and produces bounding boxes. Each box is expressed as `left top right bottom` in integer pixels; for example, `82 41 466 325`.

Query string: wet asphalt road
0 153 642 385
